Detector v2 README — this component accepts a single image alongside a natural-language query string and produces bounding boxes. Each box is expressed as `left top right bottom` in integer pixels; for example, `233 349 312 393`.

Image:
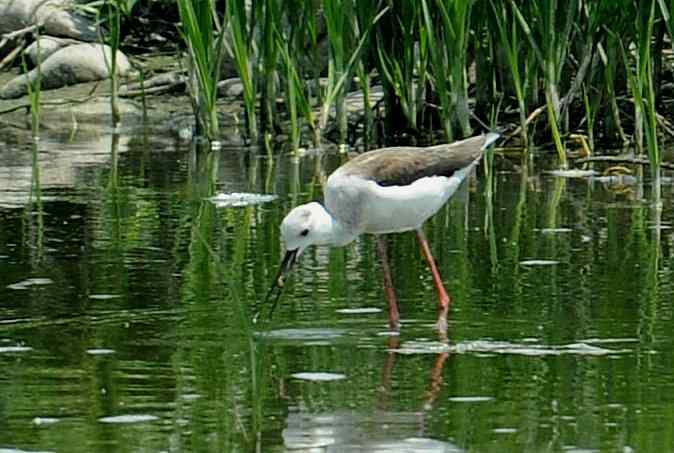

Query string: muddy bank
0 67 246 148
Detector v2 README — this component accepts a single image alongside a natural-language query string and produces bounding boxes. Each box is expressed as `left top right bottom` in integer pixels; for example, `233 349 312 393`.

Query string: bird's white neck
309 202 358 247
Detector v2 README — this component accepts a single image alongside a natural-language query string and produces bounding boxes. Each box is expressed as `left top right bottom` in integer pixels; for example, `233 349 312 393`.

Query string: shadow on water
0 130 674 452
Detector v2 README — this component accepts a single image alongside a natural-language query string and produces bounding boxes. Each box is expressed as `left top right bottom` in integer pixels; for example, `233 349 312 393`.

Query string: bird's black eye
300 229 309 237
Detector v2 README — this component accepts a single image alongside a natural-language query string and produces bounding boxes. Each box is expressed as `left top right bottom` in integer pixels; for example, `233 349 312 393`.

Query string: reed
23 34 41 137
420 0 449 139
102 0 128 127
276 31 317 151
24 33 44 262
375 2 426 137
275 0 320 150
490 0 528 147
635 0 661 205
320 4 387 134
323 0 349 139
84 0 136 127
211 0 671 183
600 35 629 144
608 0 660 203
257 0 280 134
178 0 226 141
435 0 473 137
511 0 577 167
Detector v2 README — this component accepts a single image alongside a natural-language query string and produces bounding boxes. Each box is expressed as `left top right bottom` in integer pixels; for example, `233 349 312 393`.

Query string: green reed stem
23 37 41 137
179 0 225 141
324 0 349 141
491 0 528 147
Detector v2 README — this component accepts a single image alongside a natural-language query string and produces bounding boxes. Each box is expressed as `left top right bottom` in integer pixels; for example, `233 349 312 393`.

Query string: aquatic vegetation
22 38 41 137
225 0 257 139
100 0 137 128
214 0 671 175
178 0 226 141
75 0 137 127
3 0 673 186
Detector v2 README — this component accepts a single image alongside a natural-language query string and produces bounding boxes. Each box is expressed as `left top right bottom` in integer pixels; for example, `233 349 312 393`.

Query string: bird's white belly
325 170 472 236
362 202 438 233
361 176 457 234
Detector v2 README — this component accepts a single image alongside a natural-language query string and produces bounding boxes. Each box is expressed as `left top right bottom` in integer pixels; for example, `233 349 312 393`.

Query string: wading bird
265 132 500 331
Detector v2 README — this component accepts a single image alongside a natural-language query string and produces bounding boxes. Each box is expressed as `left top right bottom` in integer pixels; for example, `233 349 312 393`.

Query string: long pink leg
376 236 401 331
416 228 451 331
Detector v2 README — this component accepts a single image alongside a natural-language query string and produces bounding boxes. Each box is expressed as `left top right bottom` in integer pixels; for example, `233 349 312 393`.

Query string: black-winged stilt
265 132 500 331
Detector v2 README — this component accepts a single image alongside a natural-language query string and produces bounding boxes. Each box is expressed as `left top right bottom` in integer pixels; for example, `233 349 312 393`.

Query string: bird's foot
388 318 401 332
435 314 448 333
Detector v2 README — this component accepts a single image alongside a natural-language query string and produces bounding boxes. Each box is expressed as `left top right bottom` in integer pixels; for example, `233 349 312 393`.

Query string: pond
0 127 673 452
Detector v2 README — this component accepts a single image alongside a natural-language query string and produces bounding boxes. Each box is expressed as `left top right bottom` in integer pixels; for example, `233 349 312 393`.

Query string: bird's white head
263 201 352 315
280 201 330 256
260 202 333 318
263 202 333 302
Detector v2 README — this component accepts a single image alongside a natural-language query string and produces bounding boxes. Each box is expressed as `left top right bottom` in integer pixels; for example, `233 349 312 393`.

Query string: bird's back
335 134 490 187
323 134 497 235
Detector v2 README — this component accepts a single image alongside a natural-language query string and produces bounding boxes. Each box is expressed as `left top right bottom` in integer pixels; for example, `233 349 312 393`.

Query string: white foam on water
86 349 116 355
519 260 559 266
392 340 629 357
209 192 277 208
493 428 518 434
260 328 346 341
32 417 60 426
539 228 573 234
7 278 54 290
0 346 32 353
98 414 159 424
448 396 493 403
336 307 382 314
549 169 597 178
292 372 346 382
0 449 55 453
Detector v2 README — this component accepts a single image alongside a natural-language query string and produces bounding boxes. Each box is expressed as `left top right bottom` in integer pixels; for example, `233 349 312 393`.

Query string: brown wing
340 135 488 187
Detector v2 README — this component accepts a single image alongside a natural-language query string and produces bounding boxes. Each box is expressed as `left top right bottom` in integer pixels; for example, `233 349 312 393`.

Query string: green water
0 131 673 452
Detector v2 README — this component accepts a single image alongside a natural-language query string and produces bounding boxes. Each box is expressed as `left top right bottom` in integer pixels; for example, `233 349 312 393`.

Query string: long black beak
255 249 299 322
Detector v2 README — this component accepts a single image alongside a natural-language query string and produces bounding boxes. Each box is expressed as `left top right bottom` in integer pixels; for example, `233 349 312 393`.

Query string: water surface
1 129 673 452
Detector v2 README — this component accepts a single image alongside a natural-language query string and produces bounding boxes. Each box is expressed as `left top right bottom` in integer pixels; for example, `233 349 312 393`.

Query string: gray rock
217 78 244 98
24 36 78 65
120 71 186 96
0 0 97 42
40 97 141 125
0 43 132 99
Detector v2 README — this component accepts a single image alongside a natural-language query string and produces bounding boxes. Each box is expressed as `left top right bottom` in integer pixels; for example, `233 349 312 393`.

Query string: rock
0 0 98 42
119 71 186 96
40 97 141 125
24 36 78 65
0 43 132 99
217 78 244 98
